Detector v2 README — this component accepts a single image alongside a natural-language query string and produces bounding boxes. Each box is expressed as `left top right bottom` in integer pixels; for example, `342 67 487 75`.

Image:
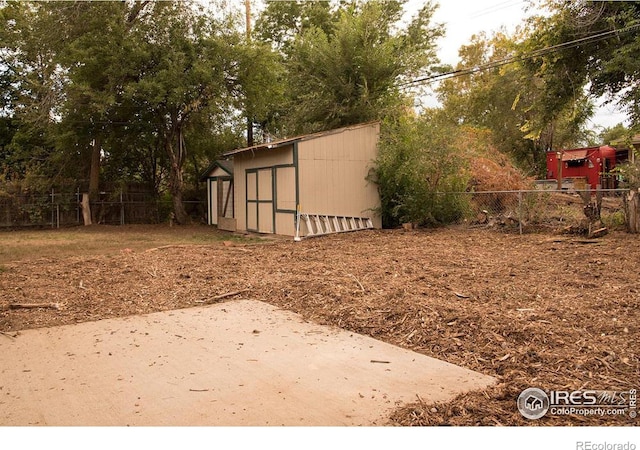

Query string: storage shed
205 122 382 237
201 160 235 231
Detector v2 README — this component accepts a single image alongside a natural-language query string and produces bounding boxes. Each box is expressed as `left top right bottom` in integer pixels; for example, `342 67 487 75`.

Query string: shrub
370 114 470 227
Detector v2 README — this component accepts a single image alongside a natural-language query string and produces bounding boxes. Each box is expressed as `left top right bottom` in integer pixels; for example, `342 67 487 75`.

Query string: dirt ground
1 225 638 426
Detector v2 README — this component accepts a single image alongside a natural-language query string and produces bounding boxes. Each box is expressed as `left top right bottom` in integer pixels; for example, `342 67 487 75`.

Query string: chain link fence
450 188 629 234
1 187 632 233
0 190 206 228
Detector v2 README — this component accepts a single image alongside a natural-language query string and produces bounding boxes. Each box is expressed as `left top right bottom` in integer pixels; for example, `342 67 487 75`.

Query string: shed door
209 179 218 225
246 168 274 233
217 178 234 219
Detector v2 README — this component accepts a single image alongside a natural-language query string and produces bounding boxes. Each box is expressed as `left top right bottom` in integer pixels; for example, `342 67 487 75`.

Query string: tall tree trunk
165 129 189 225
247 116 254 147
169 156 188 224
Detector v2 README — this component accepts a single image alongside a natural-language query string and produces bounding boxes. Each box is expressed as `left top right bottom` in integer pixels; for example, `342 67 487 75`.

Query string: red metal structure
546 145 622 189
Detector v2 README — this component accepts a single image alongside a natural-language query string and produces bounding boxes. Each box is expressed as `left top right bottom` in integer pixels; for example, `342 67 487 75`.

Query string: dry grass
0 224 255 264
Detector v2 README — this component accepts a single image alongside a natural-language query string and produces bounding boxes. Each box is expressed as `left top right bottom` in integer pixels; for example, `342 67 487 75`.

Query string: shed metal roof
222 122 380 158
215 159 234 175
199 159 234 181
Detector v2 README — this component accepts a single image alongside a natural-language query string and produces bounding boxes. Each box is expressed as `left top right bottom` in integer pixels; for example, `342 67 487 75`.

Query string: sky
426 0 536 64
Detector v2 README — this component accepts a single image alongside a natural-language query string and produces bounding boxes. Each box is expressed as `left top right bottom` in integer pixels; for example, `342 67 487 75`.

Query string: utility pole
556 151 563 190
245 0 253 147
245 0 251 40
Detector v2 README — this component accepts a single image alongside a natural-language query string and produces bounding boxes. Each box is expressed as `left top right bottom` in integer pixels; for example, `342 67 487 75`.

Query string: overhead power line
401 22 640 87
468 0 525 19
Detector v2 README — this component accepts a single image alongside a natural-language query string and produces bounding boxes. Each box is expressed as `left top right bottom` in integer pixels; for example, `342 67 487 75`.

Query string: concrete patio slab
0 300 495 426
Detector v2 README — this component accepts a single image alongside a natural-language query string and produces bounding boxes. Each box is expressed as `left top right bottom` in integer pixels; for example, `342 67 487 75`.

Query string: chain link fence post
518 190 523 235
50 188 55 228
120 191 125 225
76 187 80 224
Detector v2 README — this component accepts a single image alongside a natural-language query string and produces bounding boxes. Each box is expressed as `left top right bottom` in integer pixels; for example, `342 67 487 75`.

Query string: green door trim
243 145 300 235
245 168 275 233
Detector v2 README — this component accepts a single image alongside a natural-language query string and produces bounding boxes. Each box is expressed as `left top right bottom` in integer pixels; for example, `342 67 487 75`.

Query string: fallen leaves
0 227 638 426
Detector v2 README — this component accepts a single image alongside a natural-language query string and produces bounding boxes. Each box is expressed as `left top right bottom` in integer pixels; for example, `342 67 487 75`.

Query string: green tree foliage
0 1 66 179
371 114 469 227
600 123 639 188
437 33 533 163
257 0 444 134
48 2 146 219
255 0 334 54
0 0 273 224
0 1 159 187
600 123 630 145
525 1 640 127
233 39 287 143
437 30 596 175
119 1 241 223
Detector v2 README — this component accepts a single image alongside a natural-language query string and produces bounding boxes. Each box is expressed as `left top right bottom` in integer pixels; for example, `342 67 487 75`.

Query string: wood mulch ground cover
1 225 638 426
